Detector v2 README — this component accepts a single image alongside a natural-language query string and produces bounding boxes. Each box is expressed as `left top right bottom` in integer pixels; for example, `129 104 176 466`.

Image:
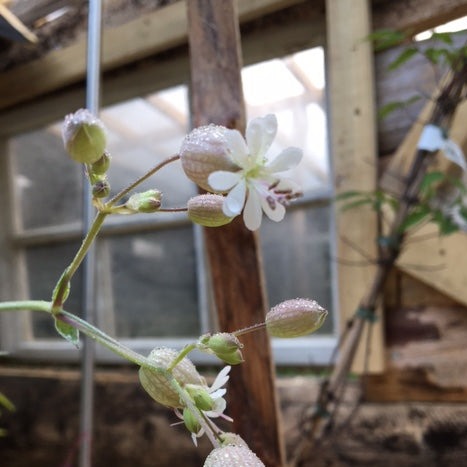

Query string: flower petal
208 171 241 191
224 129 249 166
210 388 227 399
223 179 246 216
267 147 303 173
260 195 286 222
246 114 277 160
243 189 263 231
210 366 231 392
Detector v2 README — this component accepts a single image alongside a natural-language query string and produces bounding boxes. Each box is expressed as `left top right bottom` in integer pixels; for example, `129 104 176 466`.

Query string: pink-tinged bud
139 347 205 409
92 178 110 198
187 194 234 227
204 444 265 467
180 124 239 191
62 109 107 164
266 298 328 338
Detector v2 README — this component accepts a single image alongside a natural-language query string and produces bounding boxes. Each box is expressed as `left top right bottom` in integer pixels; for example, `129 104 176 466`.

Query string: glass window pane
26 242 83 338
101 91 196 209
110 228 199 338
10 128 82 230
261 203 334 334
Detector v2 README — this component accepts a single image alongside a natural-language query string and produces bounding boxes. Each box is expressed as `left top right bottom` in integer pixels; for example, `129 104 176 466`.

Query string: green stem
168 343 197 371
58 310 148 366
233 321 266 337
158 207 188 213
0 300 51 313
107 154 180 207
169 376 220 448
51 211 107 312
0 299 220 448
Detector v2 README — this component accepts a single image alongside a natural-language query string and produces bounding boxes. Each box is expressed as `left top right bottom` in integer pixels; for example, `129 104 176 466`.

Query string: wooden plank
0 0 306 111
2 0 466 112
186 1 284 465
365 304 467 401
0 1 324 136
372 0 467 35
326 0 383 373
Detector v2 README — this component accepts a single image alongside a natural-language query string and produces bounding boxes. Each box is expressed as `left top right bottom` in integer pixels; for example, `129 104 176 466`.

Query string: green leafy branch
337 171 467 236
368 29 467 120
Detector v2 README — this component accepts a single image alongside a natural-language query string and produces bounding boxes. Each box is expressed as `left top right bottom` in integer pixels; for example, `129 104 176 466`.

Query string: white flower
176 366 232 446
207 114 303 230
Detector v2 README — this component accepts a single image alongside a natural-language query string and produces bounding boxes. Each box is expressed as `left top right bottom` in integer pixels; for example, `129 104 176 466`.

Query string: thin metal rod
79 1 102 466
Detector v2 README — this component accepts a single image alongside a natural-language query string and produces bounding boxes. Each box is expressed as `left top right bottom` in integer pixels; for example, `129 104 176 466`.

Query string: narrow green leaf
419 171 445 193
432 210 459 235
54 318 80 347
378 95 422 120
366 29 406 51
0 393 14 412
399 206 431 232
431 32 453 45
341 198 373 211
388 47 419 70
423 47 454 65
335 190 367 201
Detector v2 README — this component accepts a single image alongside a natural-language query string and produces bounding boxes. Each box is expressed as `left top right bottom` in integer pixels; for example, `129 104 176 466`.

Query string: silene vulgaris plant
0 110 328 466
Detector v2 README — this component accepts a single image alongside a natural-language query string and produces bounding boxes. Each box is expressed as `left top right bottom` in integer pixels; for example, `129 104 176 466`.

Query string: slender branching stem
107 154 180 206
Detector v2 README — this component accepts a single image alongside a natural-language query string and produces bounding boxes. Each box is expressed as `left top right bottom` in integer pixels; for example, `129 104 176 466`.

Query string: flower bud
204 445 265 467
90 151 111 175
266 298 328 338
92 178 110 198
185 385 214 411
62 109 107 164
125 190 162 213
180 125 239 191
183 407 201 434
215 349 244 365
139 347 205 409
204 333 243 355
187 194 234 227
200 333 244 365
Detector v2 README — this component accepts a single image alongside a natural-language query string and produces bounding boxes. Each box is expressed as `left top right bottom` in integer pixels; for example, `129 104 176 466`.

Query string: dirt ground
1 370 467 466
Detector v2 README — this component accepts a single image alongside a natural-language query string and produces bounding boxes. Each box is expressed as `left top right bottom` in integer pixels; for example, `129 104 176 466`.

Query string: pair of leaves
336 190 398 213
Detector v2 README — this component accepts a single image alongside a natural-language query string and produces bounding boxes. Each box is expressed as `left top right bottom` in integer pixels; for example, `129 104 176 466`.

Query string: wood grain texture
186 1 285 465
326 0 383 373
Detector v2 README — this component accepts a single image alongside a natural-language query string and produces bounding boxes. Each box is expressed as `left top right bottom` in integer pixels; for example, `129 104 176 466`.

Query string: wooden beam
326 0 383 372
2 0 464 113
0 0 306 111
0 2 324 136
372 0 467 35
187 1 284 465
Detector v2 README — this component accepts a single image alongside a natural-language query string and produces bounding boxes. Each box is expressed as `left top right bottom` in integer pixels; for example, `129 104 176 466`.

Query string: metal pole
79 1 102 466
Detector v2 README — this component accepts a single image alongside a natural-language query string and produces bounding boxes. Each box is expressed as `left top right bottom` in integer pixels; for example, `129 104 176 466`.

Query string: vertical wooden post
326 0 384 373
186 1 285 465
